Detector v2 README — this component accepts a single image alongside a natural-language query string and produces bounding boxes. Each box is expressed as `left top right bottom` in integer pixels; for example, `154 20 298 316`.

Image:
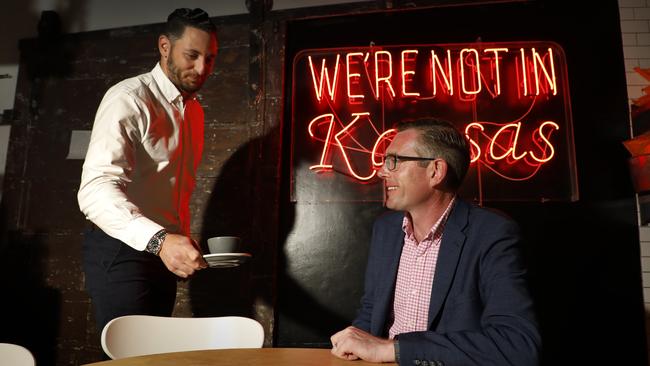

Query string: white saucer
203 253 251 268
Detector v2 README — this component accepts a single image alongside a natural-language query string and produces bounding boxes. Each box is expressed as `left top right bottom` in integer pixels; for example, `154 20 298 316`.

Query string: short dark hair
396 118 470 190
164 8 217 40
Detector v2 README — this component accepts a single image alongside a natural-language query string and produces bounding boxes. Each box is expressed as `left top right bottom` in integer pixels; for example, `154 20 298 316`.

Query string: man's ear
429 159 448 187
158 35 171 59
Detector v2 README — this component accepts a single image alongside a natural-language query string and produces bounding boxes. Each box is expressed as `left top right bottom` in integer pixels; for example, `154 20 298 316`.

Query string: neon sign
291 42 577 202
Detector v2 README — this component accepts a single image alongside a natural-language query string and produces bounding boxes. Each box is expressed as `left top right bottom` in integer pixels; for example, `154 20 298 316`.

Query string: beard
167 55 205 94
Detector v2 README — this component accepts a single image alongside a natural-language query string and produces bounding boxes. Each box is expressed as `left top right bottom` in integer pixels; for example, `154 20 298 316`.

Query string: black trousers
82 227 177 334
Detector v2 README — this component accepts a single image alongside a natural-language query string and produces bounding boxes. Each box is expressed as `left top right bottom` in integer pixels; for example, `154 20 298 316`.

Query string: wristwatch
145 229 167 255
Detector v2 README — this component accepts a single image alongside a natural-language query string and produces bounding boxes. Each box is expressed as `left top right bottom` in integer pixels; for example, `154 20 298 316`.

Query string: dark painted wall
277 1 648 365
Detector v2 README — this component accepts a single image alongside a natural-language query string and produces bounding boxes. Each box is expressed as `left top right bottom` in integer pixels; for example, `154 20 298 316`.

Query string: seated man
331 118 541 366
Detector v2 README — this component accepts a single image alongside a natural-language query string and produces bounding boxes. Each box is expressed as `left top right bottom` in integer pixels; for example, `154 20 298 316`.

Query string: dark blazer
352 199 541 366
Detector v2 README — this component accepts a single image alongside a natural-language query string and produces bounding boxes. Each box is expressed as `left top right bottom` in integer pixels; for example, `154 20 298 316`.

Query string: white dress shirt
78 63 204 251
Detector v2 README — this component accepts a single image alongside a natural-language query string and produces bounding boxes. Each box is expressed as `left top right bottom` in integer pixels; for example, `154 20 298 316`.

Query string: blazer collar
371 212 405 336
427 198 469 327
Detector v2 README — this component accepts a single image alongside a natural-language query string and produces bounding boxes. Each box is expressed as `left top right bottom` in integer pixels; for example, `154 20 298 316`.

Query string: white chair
0 343 36 366
101 315 264 360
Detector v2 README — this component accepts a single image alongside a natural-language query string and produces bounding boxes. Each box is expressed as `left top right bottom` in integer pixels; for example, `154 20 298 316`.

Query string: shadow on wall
189 129 264 319
0 0 40 65
0 0 88 65
189 123 350 341
0 0 88 64
0 199 61 366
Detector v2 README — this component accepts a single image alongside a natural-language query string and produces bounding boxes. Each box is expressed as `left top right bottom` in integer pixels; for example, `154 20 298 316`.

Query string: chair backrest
0 343 36 366
101 315 264 359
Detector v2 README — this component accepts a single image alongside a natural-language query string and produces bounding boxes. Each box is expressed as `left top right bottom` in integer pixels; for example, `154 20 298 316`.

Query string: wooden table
82 348 397 366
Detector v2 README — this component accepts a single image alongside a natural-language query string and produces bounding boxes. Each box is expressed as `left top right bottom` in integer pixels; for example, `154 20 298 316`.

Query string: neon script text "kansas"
308 113 559 181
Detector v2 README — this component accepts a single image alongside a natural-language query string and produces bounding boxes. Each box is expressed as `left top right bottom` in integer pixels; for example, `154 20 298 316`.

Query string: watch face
146 236 161 254
146 241 158 254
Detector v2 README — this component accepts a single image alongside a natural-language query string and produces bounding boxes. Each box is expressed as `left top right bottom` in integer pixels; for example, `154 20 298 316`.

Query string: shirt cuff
126 216 165 251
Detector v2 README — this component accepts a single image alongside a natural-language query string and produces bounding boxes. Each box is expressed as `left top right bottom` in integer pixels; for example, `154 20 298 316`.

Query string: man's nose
377 166 389 179
195 59 207 75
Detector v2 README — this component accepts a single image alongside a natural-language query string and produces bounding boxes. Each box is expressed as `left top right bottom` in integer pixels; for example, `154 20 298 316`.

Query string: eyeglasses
381 154 437 171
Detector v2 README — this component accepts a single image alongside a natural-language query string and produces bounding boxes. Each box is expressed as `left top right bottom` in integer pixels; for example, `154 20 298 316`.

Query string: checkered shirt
388 198 455 339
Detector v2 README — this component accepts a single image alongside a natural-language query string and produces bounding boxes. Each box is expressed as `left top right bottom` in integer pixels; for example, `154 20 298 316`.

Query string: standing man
331 118 541 365
78 8 218 333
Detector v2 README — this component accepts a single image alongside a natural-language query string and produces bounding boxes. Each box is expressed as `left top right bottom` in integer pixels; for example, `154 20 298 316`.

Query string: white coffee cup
207 236 241 254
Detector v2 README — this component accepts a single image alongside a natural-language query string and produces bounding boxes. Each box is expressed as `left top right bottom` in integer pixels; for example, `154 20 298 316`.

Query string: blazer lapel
371 213 405 336
427 199 468 328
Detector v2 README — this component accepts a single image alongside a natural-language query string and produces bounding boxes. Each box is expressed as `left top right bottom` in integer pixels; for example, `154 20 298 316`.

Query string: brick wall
619 0 650 359
642 225 650 358
620 0 650 102
0 15 283 365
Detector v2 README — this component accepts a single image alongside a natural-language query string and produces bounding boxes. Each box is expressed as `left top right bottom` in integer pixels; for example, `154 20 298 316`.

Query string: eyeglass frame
380 154 438 171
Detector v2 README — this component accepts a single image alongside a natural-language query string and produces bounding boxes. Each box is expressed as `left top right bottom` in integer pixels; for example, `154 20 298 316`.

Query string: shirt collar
402 196 457 242
151 62 196 104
